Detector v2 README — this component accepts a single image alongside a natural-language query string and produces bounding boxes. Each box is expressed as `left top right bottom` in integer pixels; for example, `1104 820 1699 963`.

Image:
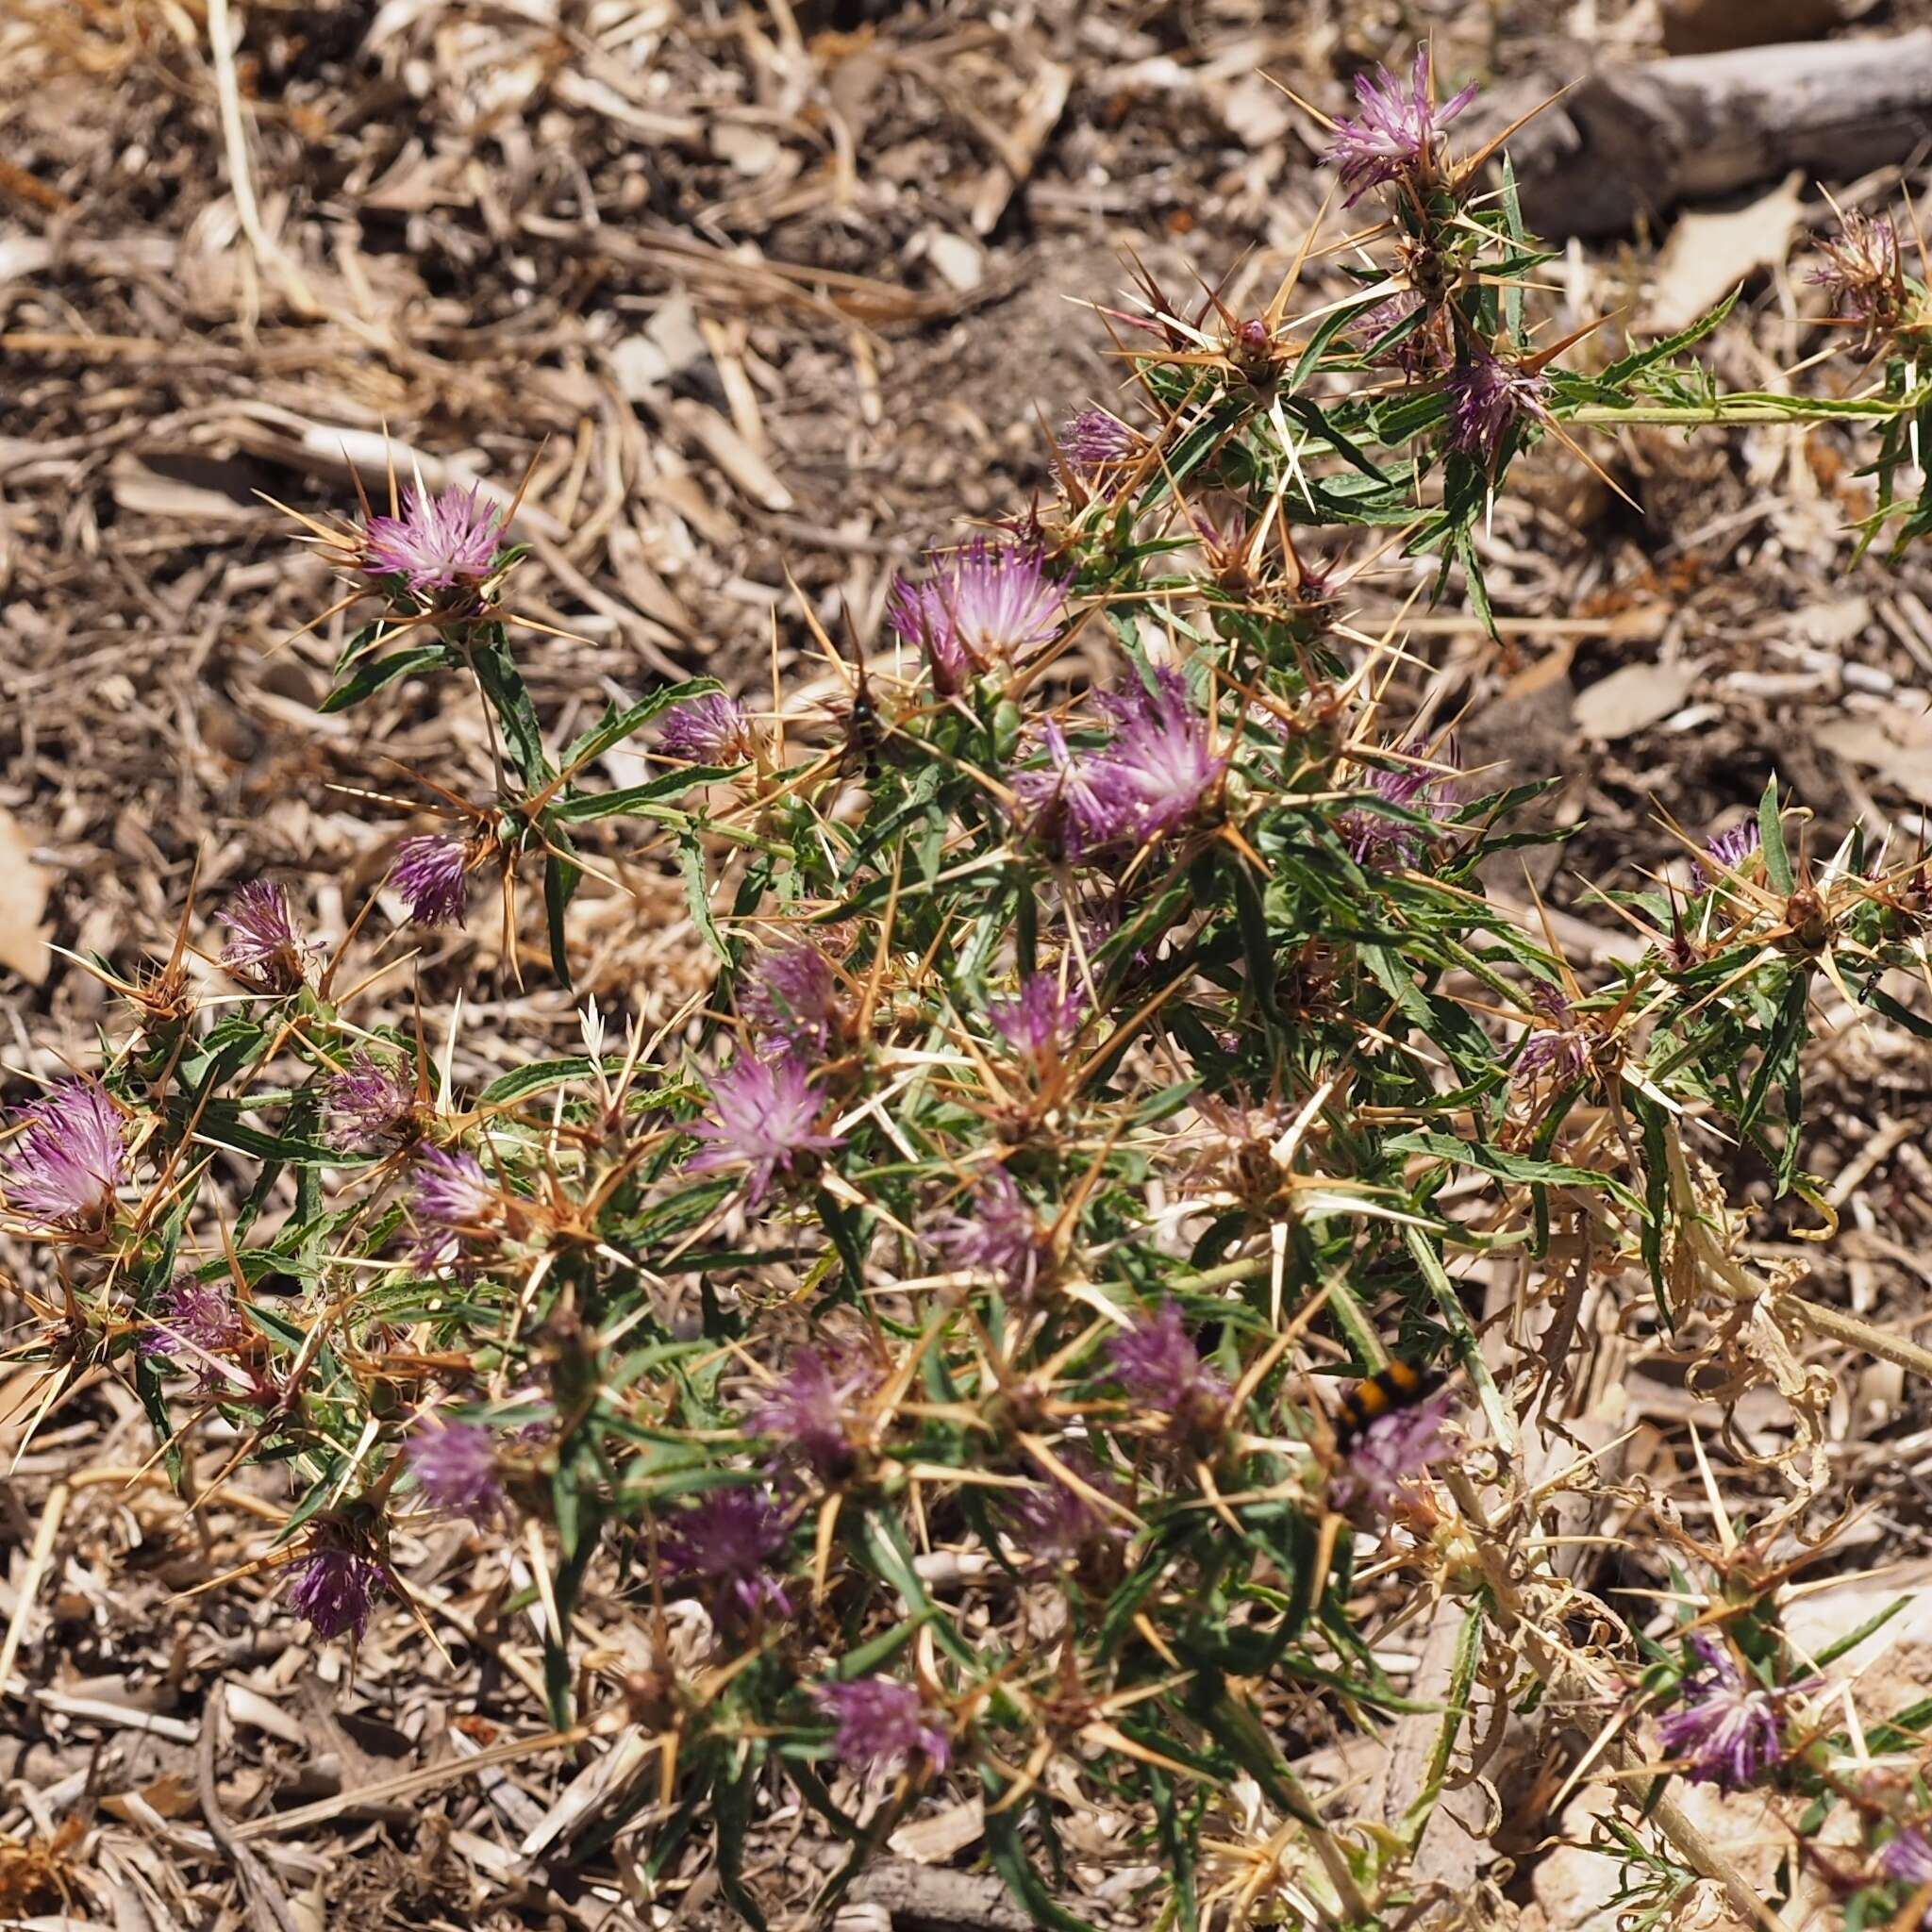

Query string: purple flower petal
1109 1300 1229 1433
814 1676 951 1785
657 1489 792 1624
287 1534 386 1641
408 1418 506 1520
218 881 318 992
363 485 504 595
928 1167 1051 1304
1326 47 1476 205
1444 353 1550 470
659 692 759 765
687 1054 843 1208
392 835 469 928
889 539 1066 695
3 1078 128 1231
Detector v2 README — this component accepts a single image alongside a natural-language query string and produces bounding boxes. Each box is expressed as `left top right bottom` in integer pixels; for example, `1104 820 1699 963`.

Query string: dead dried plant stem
205 0 316 317
1442 1468 1792 1932
0 1476 67 1699
1664 1121 1932 1381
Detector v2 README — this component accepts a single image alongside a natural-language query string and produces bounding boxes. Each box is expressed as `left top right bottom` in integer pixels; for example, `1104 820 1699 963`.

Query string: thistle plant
13 52 1932 1931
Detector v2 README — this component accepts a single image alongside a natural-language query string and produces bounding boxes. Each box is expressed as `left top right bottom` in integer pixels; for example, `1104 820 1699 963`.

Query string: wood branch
1466 31 1932 237
846 1858 1036 1932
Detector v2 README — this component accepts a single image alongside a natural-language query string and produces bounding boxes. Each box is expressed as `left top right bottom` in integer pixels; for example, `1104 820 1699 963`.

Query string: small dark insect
1333 1360 1443 1452
841 655 883 775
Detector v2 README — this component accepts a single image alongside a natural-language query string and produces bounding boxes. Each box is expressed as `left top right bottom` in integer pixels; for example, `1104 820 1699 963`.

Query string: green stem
1564 401 1901 426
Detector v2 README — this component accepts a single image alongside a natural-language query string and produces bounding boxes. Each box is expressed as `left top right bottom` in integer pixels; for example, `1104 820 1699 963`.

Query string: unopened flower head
659 691 759 766
888 538 1065 695
1655 1633 1804 1792
741 943 841 1057
1514 984 1590 1088
287 1532 385 1641
1444 353 1550 471
687 1053 843 1208
1341 739 1461 868
658 1489 792 1623
814 1676 951 1786
392 834 469 928
929 1166 1052 1304
1811 210 1906 348
1327 48 1475 206
745 1346 877 1479
1058 408 1140 474
987 973 1083 1063
1109 1299 1229 1433
218 881 317 992
326 1052 419 1146
3 1078 128 1232
408 1418 505 1520
363 484 504 596
1336 1382 1456 1511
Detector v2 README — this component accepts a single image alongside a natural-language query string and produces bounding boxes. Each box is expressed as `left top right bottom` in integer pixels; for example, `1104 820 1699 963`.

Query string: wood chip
0 807 53 986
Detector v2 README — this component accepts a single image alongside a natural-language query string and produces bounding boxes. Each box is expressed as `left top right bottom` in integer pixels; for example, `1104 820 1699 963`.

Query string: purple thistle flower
140 1275 251 1392
687 1054 843 1208
746 1347 876 1479
1655 1634 1799 1792
326 1052 419 1147
1811 211 1906 347
1109 1300 1229 1433
741 943 841 1058
929 1167 1052 1305
218 881 317 992
814 1676 951 1786
1444 353 1551 471
1351 289 1444 377
1058 408 1140 474
1010 716 1118 858
411 1146 495 1266
1514 984 1590 1088
1007 1452 1126 1570
1336 1383 1456 1511
391 835 469 928
363 484 504 596
987 973 1083 1063
888 539 1066 695
408 1419 505 1520
1695 820 1761 889
658 1489 792 1623
2 1078 128 1232
287 1533 385 1641
1882 1827 1932 1886
658 692 759 765
1081 667 1225 849
1341 739 1462 868
1327 48 1476 206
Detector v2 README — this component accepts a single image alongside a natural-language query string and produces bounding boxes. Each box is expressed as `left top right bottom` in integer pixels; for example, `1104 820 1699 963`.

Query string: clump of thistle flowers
20 50 1932 1929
